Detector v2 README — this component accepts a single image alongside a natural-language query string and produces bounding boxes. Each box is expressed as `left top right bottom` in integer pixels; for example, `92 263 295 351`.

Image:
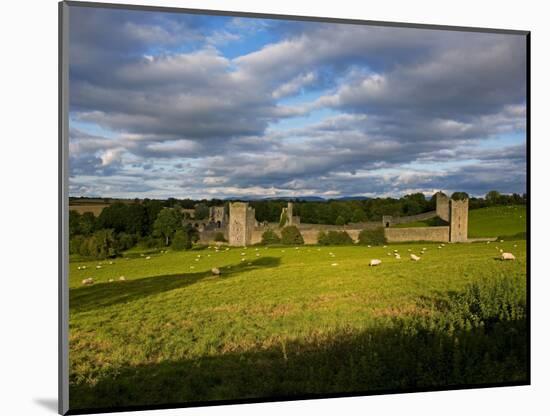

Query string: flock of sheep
78 241 518 286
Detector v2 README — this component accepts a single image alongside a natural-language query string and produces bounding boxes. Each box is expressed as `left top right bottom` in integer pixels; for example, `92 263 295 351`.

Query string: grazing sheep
108 278 114 282
410 254 421 261
369 259 382 266
331 263 338 266
256 253 260 257
211 268 221 276
441 244 446 247
118 276 126 281
395 254 401 260
500 249 504 253
501 252 516 261
81 278 94 285
422 248 427 251
77 266 81 270
367 245 372 248
394 249 398 253
407 249 412 252
109 261 113 265
383 245 387 248
514 244 518 248
500 240 504 243
96 265 102 269
81 266 86 269
145 256 151 260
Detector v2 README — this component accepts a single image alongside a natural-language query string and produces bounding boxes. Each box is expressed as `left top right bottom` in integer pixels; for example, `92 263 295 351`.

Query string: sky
68 6 527 200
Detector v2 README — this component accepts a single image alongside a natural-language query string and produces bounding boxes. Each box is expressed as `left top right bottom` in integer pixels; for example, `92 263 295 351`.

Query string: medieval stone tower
436 192 450 222
435 192 469 242
228 202 256 246
449 199 469 242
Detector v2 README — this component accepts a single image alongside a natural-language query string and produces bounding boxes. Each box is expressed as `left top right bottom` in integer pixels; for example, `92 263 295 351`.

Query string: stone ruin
383 192 469 243
209 206 227 228
280 202 301 227
228 202 256 246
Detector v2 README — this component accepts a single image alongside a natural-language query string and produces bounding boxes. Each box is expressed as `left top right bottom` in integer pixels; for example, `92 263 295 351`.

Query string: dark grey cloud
68 5 527 198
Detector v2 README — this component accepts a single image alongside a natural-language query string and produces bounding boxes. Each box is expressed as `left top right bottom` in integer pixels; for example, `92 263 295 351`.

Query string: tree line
69 190 526 259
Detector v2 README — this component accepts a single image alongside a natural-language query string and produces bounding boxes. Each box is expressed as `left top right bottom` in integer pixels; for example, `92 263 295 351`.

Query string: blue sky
68 5 527 199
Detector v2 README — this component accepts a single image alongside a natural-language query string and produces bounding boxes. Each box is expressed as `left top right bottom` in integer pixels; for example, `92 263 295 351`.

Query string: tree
261 229 281 245
485 190 501 205
281 226 304 245
350 208 367 223
194 203 210 220
153 208 183 246
358 228 386 246
172 229 192 251
451 192 469 201
335 215 346 225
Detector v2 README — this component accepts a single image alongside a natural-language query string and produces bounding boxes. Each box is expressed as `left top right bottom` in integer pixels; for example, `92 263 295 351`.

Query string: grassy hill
69 239 527 410
468 205 526 238
393 205 526 239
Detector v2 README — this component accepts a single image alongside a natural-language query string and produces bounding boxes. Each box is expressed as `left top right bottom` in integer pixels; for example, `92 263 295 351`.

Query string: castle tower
229 202 256 246
449 199 469 242
436 192 450 222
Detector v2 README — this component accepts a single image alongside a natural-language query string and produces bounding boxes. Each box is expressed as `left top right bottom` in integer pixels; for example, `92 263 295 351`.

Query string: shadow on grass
70 257 281 313
69 317 528 412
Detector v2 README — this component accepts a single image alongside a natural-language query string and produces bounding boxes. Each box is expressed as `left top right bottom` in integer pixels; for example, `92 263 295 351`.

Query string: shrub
77 229 118 259
116 233 137 251
318 230 353 245
213 231 226 242
358 227 386 246
172 229 192 251
69 235 85 255
261 229 281 245
138 235 164 249
335 215 346 225
281 226 304 245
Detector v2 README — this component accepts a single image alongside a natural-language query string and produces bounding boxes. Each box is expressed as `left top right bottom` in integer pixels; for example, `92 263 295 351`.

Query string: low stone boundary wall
384 226 449 243
389 210 438 225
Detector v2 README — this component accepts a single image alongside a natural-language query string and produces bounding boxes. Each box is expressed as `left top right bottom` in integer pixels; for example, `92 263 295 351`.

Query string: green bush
358 227 386 246
172 229 192 251
281 226 304 245
116 233 137 251
213 232 226 242
261 229 281 245
138 235 164 249
318 230 354 245
76 229 118 259
69 235 86 255
335 215 346 225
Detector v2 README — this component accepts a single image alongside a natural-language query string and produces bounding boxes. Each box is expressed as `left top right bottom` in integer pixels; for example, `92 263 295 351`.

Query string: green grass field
393 205 526 239
68 207 528 410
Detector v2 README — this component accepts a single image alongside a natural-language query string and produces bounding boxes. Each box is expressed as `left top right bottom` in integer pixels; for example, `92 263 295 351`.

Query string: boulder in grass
211 268 221 276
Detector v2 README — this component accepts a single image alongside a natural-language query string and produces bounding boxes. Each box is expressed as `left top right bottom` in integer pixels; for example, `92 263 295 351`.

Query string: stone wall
450 199 469 242
383 211 437 227
384 226 450 243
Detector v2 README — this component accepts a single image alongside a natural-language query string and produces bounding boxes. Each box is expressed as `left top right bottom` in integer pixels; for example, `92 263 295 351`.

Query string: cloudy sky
68 6 527 199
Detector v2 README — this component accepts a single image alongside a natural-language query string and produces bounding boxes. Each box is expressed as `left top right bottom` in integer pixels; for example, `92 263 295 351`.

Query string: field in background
68 205 528 409
393 205 526 239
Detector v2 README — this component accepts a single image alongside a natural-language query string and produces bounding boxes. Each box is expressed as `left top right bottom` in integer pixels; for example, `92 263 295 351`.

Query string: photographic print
60 1 529 413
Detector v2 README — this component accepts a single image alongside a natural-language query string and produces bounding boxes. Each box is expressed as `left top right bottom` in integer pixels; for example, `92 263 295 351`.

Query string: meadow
68 206 528 410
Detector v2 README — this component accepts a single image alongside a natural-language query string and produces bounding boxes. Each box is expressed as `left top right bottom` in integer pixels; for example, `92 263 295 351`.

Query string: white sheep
81 278 94 285
119 276 126 281
410 254 421 261
501 252 516 261
145 256 151 260
331 263 339 266
369 259 382 266
395 254 401 259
